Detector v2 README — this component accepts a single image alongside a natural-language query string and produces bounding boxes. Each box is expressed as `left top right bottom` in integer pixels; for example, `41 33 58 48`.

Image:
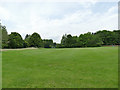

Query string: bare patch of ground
1 47 38 51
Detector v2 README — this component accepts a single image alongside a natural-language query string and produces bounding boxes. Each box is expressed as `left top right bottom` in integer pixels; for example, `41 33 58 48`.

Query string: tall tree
8 32 24 48
61 34 74 48
1 26 8 48
28 32 42 47
78 32 103 47
61 34 67 45
0 23 2 48
113 30 120 45
25 34 30 40
24 34 31 47
95 30 111 45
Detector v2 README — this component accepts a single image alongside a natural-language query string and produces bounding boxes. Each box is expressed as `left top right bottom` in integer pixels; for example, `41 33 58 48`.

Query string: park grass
2 47 118 88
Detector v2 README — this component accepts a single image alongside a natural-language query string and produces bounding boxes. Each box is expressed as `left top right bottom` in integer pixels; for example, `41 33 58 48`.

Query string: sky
0 0 119 43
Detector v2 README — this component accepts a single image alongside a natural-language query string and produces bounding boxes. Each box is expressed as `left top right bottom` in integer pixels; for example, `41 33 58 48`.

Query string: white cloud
108 6 118 14
15 7 117 43
0 2 118 43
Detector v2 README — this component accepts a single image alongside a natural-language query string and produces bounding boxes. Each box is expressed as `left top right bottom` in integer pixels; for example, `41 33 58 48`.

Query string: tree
87 34 103 47
23 40 29 48
61 34 67 45
43 39 53 48
61 34 74 48
66 34 73 46
113 30 120 45
24 34 31 47
28 32 42 47
0 23 2 48
79 32 92 47
95 30 120 45
60 32 103 48
8 32 24 48
72 36 79 47
25 34 31 40
95 30 111 45
53 42 57 48
1 26 8 48
78 32 103 47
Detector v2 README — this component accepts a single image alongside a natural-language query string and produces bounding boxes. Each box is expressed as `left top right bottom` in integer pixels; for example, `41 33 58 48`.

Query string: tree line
0 24 120 49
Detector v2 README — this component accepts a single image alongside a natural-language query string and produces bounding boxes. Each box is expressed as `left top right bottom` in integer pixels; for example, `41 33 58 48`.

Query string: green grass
2 47 118 88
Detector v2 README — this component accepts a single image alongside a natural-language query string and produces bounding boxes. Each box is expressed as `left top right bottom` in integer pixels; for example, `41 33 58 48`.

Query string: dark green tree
24 34 31 47
8 32 24 48
28 32 42 47
0 23 2 48
43 39 53 48
113 30 120 45
95 30 120 45
61 34 74 48
78 32 103 47
53 42 57 48
1 26 8 48
23 40 29 48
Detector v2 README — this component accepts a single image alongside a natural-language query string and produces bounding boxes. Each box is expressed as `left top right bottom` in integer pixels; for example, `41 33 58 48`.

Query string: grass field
2 47 118 88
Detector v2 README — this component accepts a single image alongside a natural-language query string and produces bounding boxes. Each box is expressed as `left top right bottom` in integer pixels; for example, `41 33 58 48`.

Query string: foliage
23 40 29 48
0 24 2 48
78 32 103 47
43 39 53 48
1 26 8 48
1 24 120 48
8 32 24 48
24 34 31 47
95 30 120 45
28 32 42 47
61 30 120 48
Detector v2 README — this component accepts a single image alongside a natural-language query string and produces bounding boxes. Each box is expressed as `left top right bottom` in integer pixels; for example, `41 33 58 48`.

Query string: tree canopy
28 32 42 47
8 32 24 48
43 39 53 48
1 24 120 49
0 25 8 48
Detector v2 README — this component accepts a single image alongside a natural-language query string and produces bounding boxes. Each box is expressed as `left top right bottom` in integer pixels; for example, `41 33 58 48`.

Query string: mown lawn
2 47 118 88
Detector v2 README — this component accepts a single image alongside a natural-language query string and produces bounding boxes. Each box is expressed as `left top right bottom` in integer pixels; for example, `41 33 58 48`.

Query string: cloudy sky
0 0 119 43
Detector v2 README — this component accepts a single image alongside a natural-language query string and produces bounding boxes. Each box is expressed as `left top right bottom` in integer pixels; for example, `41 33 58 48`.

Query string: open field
2 47 118 88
